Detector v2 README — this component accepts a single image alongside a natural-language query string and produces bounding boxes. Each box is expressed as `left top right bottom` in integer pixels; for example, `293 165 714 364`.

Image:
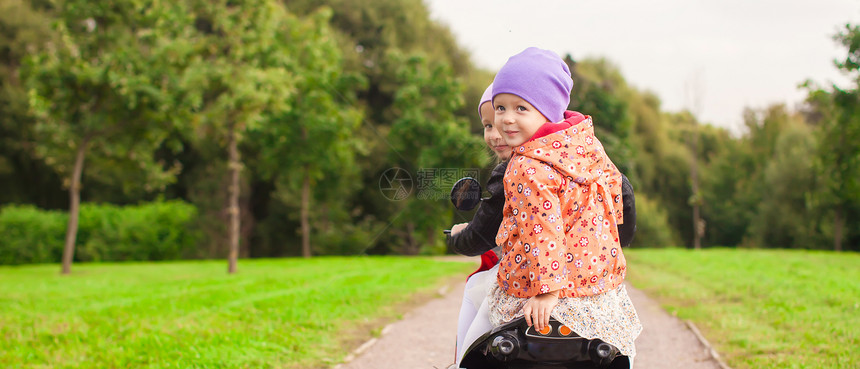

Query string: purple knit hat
478 83 493 119
492 47 573 123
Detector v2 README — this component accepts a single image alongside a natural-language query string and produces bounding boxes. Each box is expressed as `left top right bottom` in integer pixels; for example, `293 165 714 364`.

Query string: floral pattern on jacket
496 116 626 299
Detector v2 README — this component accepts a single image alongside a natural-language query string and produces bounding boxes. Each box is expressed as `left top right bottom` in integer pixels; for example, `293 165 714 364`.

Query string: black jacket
618 173 637 248
447 163 637 256
447 160 508 256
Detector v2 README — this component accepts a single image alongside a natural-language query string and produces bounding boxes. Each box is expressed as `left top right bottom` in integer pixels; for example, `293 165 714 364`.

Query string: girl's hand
450 222 469 236
523 290 560 332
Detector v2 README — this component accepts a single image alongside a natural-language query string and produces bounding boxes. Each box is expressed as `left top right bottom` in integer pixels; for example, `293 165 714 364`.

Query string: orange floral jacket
496 112 626 299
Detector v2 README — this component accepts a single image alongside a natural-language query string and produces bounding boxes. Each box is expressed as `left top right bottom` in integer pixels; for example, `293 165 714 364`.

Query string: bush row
0 201 200 265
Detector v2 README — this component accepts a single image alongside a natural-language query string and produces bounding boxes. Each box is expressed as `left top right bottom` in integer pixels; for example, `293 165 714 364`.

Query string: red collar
527 111 587 142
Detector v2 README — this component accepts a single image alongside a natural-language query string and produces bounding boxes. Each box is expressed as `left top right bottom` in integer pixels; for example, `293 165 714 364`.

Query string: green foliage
700 134 758 246
382 52 487 254
627 248 859 368
245 6 369 257
599 77 702 247
388 53 484 170
0 257 473 368
257 6 364 179
1 0 503 258
567 57 635 172
4 0 859 258
0 201 200 265
0 205 66 265
179 0 297 138
22 0 186 191
628 193 678 247
76 201 201 262
311 213 385 255
748 112 819 248
699 106 786 247
0 0 65 208
20 0 200 272
801 25 860 251
278 0 494 255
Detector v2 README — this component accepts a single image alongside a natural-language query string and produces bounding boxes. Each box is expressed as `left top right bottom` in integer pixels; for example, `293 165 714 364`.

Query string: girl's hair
487 147 504 166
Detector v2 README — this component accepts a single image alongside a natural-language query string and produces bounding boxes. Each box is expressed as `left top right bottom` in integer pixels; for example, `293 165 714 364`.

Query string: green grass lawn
625 248 859 369
0 257 473 369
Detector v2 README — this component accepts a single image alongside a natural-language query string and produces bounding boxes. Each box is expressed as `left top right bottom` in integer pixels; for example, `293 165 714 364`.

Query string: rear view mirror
450 177 482 211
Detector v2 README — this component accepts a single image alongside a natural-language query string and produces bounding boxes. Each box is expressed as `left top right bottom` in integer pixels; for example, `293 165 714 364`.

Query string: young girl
448 83 509 255
488 47 642 361
448 83 509 363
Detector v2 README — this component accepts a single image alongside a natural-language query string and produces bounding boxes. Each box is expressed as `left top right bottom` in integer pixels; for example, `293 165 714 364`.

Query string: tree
684 72 706 249
749 110 817 248
251 7 365 258
804 23 860 251
699 123 756 247
283 0 492 255
179 0 297 272
566 57 635 173
0 0 64 208
384 52 486 254
23 0 187 274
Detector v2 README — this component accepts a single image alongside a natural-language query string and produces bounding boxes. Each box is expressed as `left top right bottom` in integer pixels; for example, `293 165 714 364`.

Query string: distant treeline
0 0 856 265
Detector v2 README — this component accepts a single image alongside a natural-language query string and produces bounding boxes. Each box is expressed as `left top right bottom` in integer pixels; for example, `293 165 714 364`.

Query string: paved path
624 285 724 369
337 259 724 369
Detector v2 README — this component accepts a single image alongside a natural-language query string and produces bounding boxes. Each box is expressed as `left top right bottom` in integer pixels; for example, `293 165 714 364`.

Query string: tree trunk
301 164 311 258
426 226 436 253
693 205 702 249
405 221 418 255
691 119 701 250
834 205 844 252
227 129 241 274
61 139 88 275
240 196 253 259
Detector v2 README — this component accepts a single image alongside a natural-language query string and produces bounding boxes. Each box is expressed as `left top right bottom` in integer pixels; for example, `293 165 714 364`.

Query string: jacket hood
513 111 603 182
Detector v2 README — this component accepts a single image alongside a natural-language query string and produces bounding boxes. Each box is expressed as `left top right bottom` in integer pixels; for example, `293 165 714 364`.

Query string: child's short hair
492 47 573 123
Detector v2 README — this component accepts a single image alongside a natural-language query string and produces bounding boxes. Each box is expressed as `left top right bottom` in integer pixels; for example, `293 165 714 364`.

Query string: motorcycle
447 177 631 369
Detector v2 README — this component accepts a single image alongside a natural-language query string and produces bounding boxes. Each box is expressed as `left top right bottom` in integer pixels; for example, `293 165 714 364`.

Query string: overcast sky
425 0 860 132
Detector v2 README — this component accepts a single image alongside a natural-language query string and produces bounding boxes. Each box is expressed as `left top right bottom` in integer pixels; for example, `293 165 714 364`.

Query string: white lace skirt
487 281 643 357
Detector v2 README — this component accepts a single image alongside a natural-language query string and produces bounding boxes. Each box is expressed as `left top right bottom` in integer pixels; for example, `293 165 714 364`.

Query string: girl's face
493 93 549 148
481 101 510 159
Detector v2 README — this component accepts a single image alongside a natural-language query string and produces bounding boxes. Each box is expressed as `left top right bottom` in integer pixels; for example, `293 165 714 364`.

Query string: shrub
312 216 385 256
77 201 201 262
0 201 200 265
630 194 680 247
0 205 66 265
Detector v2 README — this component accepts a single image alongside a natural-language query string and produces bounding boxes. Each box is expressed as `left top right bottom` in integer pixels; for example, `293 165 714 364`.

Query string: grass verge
0 257 473 368
625 248 859 369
